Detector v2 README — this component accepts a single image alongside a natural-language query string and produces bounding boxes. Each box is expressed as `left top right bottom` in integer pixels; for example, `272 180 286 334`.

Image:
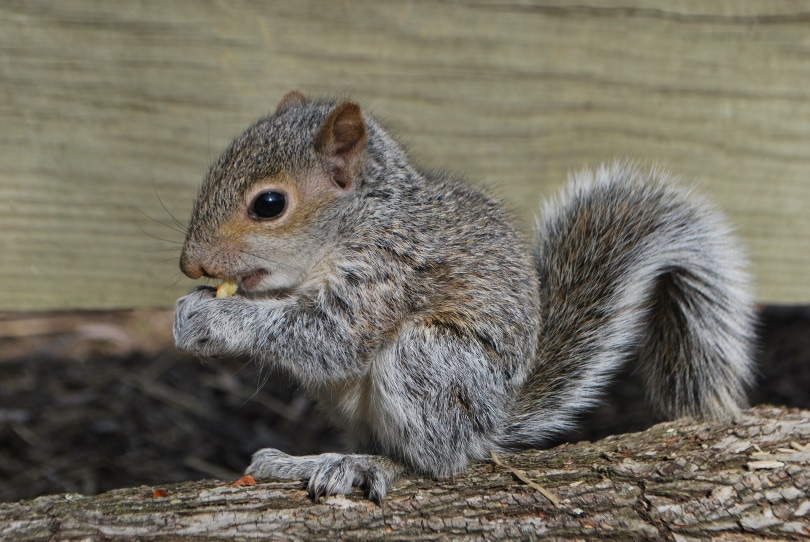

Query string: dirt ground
1 306 808 503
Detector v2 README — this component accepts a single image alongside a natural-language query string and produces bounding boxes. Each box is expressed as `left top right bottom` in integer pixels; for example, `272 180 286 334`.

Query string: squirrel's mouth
239 269 269 291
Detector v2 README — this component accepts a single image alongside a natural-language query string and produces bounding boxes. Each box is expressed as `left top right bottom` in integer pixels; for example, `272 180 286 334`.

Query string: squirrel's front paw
173 286 240 357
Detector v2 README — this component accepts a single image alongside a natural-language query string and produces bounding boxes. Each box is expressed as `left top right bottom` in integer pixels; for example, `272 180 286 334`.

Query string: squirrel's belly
310 347 407 451
312 375 376 439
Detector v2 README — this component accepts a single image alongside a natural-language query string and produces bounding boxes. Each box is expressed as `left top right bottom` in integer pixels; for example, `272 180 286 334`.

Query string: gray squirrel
173 90 755 502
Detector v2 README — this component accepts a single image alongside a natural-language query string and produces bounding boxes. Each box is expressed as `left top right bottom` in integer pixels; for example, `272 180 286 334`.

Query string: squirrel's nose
179 250 204 279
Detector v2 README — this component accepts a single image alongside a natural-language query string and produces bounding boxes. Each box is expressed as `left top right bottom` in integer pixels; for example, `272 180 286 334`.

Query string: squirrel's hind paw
307 454 402 503
246 448 402 503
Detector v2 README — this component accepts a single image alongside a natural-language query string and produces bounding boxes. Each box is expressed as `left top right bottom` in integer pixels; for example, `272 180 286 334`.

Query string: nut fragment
215 279 238 298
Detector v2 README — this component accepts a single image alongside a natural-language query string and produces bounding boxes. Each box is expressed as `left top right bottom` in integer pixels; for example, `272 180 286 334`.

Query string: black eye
250 191 287 220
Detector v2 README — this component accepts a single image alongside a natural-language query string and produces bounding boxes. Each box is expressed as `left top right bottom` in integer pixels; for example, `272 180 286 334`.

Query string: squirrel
174 90 755 502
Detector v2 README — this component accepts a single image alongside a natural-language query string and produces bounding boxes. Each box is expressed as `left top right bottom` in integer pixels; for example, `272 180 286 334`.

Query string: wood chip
230 475 256 487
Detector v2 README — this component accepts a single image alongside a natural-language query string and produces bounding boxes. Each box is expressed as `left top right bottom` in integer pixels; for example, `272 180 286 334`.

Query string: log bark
1 406 807 541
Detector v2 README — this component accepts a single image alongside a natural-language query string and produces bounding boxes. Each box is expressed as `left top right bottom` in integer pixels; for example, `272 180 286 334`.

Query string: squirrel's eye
250 191 287 220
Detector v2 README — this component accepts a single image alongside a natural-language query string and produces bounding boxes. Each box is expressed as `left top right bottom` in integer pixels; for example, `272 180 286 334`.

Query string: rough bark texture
1 406 807 541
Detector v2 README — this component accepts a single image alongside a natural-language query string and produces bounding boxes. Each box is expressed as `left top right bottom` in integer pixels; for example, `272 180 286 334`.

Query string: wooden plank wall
2 1 809 310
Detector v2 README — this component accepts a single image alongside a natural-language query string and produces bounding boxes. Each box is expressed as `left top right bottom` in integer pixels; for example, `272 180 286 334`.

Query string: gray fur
174 95 755 502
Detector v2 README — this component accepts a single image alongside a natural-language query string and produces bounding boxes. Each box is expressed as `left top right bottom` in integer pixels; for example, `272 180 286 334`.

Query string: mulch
0 306 808 503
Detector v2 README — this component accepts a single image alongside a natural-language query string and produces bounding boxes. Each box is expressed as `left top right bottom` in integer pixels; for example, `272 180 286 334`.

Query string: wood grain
1 1 809 309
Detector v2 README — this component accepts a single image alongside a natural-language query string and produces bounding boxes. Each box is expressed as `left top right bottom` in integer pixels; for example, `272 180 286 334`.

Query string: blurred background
1 1 809 502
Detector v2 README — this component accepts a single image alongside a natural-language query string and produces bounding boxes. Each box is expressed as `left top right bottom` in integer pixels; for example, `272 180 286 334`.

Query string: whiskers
147 182 189 236
132 180 196 299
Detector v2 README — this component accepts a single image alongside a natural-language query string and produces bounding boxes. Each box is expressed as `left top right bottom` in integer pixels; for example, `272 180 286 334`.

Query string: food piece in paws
216 279 238 298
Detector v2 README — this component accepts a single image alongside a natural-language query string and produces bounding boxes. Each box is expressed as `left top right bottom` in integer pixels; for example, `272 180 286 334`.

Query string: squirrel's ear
275 90 307 113
314 101 366 191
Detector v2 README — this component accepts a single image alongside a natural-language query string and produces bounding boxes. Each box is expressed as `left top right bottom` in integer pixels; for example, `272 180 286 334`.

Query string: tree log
1 406 807 541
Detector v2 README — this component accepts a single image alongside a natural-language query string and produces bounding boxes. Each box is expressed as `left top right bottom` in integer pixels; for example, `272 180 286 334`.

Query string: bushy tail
504 163 755 447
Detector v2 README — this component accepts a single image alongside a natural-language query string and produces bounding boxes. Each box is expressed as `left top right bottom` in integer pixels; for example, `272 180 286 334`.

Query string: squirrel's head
180 90 367 294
